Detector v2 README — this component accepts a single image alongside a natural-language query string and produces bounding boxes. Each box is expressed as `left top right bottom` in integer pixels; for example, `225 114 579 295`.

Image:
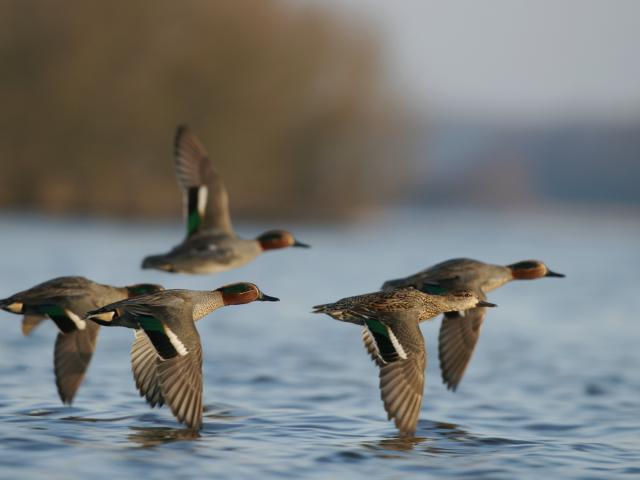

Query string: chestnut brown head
215 282 279 306
507 260 565 280
256 230 310 251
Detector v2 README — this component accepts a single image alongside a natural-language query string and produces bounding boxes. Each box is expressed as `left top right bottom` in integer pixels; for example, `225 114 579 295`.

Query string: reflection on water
0 210 639 479
128 427 200 448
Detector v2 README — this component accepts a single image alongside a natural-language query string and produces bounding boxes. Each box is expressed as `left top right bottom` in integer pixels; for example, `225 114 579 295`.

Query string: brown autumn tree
0 0 408 220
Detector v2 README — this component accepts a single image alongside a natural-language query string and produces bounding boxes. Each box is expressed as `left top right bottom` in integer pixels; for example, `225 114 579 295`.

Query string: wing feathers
438 307 486 391
131 330 164 407
379 354 425 435
22 314 47 336
156 342 203 430
53 321 100 404
174 125 233 236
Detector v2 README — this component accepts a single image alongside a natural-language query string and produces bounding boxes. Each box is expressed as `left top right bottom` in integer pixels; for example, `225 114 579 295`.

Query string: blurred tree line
0 0 410 220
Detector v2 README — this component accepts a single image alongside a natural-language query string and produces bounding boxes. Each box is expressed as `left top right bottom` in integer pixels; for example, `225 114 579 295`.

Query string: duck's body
144 233 263 275
87 283 279 430
0 277 162 404
382 258 565 391
313 287 494 436
141 125 308 274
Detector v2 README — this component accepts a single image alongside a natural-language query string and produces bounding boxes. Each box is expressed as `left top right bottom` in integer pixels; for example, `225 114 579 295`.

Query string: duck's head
215 282 280 305
125 283 164 298
427 287 496 312
141 255 176 273
507 260 565 280
257 230 310 251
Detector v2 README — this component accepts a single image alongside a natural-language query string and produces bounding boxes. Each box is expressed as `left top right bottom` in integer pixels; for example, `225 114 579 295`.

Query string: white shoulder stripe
65 309 87 331
197 186 208 217
387 327 408 360
164 326 189 356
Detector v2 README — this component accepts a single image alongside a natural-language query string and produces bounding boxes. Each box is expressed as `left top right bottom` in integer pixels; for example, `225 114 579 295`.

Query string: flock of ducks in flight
0 126 565 436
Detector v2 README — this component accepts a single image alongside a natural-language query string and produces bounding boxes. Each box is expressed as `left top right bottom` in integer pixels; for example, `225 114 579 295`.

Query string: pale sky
313 0 640 121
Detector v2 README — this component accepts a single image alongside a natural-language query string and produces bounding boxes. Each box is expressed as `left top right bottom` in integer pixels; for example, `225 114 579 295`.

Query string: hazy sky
315 0 640 121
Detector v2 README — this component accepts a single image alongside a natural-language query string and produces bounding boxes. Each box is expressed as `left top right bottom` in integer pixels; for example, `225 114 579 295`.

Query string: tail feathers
312 304 364 325
85 307 116 325
0 298 24 314
312 303 334 314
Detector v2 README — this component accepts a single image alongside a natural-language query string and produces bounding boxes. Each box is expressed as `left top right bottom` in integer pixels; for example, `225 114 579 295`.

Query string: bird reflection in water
128 426 200 448
366 420 474 455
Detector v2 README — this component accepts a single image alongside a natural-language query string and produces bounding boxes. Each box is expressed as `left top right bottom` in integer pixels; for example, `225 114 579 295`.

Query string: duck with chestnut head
0 276 163 405
141 125 309 274
313 286 495 436
86 282 279 430
382 258 564 392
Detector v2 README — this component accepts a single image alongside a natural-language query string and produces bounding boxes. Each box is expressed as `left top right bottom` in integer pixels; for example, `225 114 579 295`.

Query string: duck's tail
312 303 364 325
85 305 118 326
0 297 23 314
312 303 335 314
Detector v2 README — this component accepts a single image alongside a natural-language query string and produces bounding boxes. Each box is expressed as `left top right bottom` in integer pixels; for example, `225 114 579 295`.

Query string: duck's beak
545 270 565 278
477 300 497 308
259 293 280 302
293 239 310 248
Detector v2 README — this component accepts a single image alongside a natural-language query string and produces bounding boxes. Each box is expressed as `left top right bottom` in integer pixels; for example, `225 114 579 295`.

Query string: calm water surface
0 209 638 479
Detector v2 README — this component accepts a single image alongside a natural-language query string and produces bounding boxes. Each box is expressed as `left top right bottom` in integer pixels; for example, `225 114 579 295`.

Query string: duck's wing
438 302 487 391
21 314 47 335
133 313 203 430
174 125 234 238
362 328 386 367
155 333 203 430
359 311 426 436
131 329 164 407
53 320 100 404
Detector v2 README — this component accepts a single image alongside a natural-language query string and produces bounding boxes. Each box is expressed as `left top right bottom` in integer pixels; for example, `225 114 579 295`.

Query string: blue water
0 208 638 479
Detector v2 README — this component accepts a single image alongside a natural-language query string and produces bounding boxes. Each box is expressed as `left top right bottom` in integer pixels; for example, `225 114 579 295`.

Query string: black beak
545 270 565 278
259 293 280 302
477 300 497 308
293 240 310 248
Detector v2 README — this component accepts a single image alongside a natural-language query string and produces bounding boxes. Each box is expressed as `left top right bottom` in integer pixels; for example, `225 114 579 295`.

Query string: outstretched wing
131 329 164 407
174 125 233 237
379 349 426 436
53 321 100 404
438 304 487 391
157 341 203 430
362 328 385 367
134 313 204 430
360 312 426 436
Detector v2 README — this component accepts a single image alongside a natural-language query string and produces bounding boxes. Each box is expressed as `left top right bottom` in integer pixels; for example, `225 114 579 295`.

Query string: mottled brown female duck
313 287 495 436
